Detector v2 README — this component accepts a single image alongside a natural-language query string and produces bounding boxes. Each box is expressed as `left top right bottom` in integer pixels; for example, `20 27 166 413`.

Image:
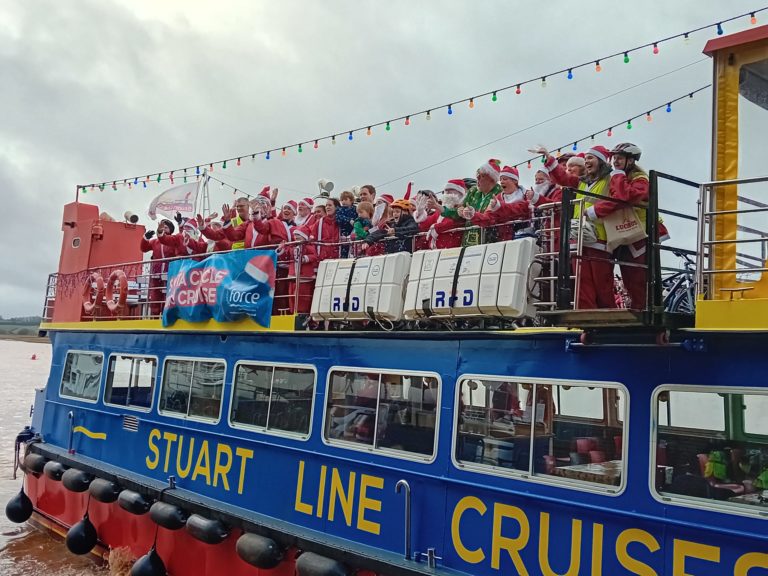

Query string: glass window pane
60 352 103 401
655 389 768 513
160 359 192 415
534 385 624 488
456 380 532 472
105 356 156 408
324 371 378 447
668 391 725 431
556 386 604 420
231 364 272 428
269 367 314 434
744 394 768 436
375 375 438 456
188 361 225 419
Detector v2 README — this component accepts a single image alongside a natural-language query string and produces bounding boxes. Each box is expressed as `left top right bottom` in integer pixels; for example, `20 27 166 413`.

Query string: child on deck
350 201 373 256
335 191 358 257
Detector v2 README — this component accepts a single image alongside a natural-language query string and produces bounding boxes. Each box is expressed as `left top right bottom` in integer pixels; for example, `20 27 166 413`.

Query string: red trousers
273 267 289 315
288 281 315 314
576 247 616 309
615 247 646 310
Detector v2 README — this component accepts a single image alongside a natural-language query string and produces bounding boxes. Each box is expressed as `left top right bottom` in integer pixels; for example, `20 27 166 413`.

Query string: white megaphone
317 179 334 198
124 211 139 224
350 185 361 200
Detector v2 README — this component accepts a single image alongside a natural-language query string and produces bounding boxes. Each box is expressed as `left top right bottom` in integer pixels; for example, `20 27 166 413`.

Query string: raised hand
174 211 183 225
196 214 205 228
144 230 155 240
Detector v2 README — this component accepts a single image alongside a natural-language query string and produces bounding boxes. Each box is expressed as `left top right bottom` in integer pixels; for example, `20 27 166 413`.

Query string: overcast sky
0 0 762 317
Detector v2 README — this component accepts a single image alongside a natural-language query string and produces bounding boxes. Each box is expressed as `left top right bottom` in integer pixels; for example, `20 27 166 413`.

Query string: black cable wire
376 62 710 187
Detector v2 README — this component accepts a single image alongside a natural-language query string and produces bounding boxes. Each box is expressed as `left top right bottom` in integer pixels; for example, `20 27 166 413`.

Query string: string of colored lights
77 8 763 194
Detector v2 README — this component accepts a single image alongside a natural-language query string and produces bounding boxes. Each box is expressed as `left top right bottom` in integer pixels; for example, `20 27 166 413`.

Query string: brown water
0 340 103 575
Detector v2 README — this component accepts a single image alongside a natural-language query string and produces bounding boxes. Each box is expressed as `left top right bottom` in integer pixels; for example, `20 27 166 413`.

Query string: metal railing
697 175 768 300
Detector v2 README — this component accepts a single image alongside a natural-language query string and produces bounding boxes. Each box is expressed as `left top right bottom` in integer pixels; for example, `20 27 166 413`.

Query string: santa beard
533 182 552 197
295 213 309 226
442 192 462 209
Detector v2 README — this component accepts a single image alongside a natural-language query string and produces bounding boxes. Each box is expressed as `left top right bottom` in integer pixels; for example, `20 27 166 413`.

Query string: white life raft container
310 253 411 321
403 237 536 319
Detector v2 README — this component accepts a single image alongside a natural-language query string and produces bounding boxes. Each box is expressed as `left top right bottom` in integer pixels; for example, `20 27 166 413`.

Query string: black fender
149 501 188 531
117 490 151 515
185 514 228 544
65 512 98 555
296 552 349 576
88 478 120 503
61 468 93 493
235 532 283 569
22 453 46 475
5 489 33 523
43 460 66 481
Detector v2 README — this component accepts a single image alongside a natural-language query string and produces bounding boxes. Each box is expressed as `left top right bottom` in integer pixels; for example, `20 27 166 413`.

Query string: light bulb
468 98 474 109
595 61 601 72
567 69 573 80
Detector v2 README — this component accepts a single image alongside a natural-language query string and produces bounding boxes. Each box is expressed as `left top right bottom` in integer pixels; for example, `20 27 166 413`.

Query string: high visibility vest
574 176 610 243
231 215 245 250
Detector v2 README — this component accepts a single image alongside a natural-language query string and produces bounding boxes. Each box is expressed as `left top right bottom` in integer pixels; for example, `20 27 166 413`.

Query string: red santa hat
444 179 467 198
586 146 611 164
499 165 519 182
259 186 271 199
377 193 394 205
292 226 311 240
282 200 298 214
477 158 502 182
244 254 276 287
298 197 314 210
182 218 198 231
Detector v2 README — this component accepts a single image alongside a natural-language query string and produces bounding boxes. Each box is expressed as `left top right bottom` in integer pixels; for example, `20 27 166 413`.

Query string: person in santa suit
540 144 617 309
158 217 208 259
490 165 531 240
295 197 316 228
311 199 340 261
365 193 394 256
140 218 178 316
285 227 318 314
210 197 273 249
589 142 666 310
414 181 466 250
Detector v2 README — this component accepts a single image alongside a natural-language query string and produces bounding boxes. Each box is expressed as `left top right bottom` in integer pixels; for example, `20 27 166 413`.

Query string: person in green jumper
434 158 503 246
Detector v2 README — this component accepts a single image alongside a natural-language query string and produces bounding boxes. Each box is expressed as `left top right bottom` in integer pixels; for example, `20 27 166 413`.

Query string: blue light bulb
567 69 573 80
266 151 271 160
572 142 578 151
348 131 353 141
666 103 672 113
716 22 723 35
448 104 453 115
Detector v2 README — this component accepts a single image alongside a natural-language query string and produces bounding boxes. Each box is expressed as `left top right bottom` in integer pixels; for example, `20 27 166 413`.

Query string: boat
5 25 768 576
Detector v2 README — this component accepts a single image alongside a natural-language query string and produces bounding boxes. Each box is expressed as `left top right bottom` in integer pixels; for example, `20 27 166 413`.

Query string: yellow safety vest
574 176 610 243
231 215 245 250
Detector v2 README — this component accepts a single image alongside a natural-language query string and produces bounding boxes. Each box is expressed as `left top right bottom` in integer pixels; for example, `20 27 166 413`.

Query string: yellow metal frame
711 40 768 295
40 315 297 333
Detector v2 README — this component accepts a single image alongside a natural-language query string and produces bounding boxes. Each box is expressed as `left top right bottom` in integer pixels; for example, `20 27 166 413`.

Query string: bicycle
662 250 697 314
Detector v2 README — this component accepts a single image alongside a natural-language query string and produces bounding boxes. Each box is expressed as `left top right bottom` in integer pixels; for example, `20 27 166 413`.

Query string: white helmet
611 142 642 160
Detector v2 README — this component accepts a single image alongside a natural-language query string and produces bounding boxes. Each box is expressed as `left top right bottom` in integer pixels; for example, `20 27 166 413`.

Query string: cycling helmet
611 142 642 160
391 199 414 211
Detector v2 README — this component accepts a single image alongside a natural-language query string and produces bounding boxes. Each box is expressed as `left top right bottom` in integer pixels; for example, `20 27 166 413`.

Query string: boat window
324 369 439 459
230 363 315 437
159 358 225 421
657 390 726 431
653 387 768 516
60 351 103 402
104 355 156 410
456 377 626 493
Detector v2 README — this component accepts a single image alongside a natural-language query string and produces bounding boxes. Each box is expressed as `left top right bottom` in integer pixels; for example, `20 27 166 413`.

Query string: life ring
82 272 105 314
105 270 128 314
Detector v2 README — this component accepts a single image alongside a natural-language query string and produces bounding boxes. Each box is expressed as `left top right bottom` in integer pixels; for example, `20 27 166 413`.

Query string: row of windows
59 351 768 516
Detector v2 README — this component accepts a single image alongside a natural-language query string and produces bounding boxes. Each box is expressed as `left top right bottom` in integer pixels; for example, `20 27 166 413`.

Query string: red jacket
218 219 272 249
140 236 178 275
469 200 529 240
158 232 208 257
251 217 293 244
289 242 318 281
417 211 464 250
311 215 340 261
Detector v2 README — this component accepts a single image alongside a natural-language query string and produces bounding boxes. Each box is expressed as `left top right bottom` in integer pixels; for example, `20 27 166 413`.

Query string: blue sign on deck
163 250 276 327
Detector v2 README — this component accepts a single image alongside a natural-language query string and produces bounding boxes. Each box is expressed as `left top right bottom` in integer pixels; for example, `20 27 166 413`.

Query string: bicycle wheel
668 283 696 314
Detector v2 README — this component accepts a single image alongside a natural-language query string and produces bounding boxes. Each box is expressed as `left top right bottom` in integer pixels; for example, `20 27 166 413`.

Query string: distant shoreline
0 334 49 344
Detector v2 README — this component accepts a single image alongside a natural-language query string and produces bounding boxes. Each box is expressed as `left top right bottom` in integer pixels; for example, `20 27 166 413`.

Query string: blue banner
163 250 276 328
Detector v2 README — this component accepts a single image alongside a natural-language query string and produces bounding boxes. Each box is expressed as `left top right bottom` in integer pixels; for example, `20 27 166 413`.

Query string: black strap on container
342 259 357 313
449 247 467 314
